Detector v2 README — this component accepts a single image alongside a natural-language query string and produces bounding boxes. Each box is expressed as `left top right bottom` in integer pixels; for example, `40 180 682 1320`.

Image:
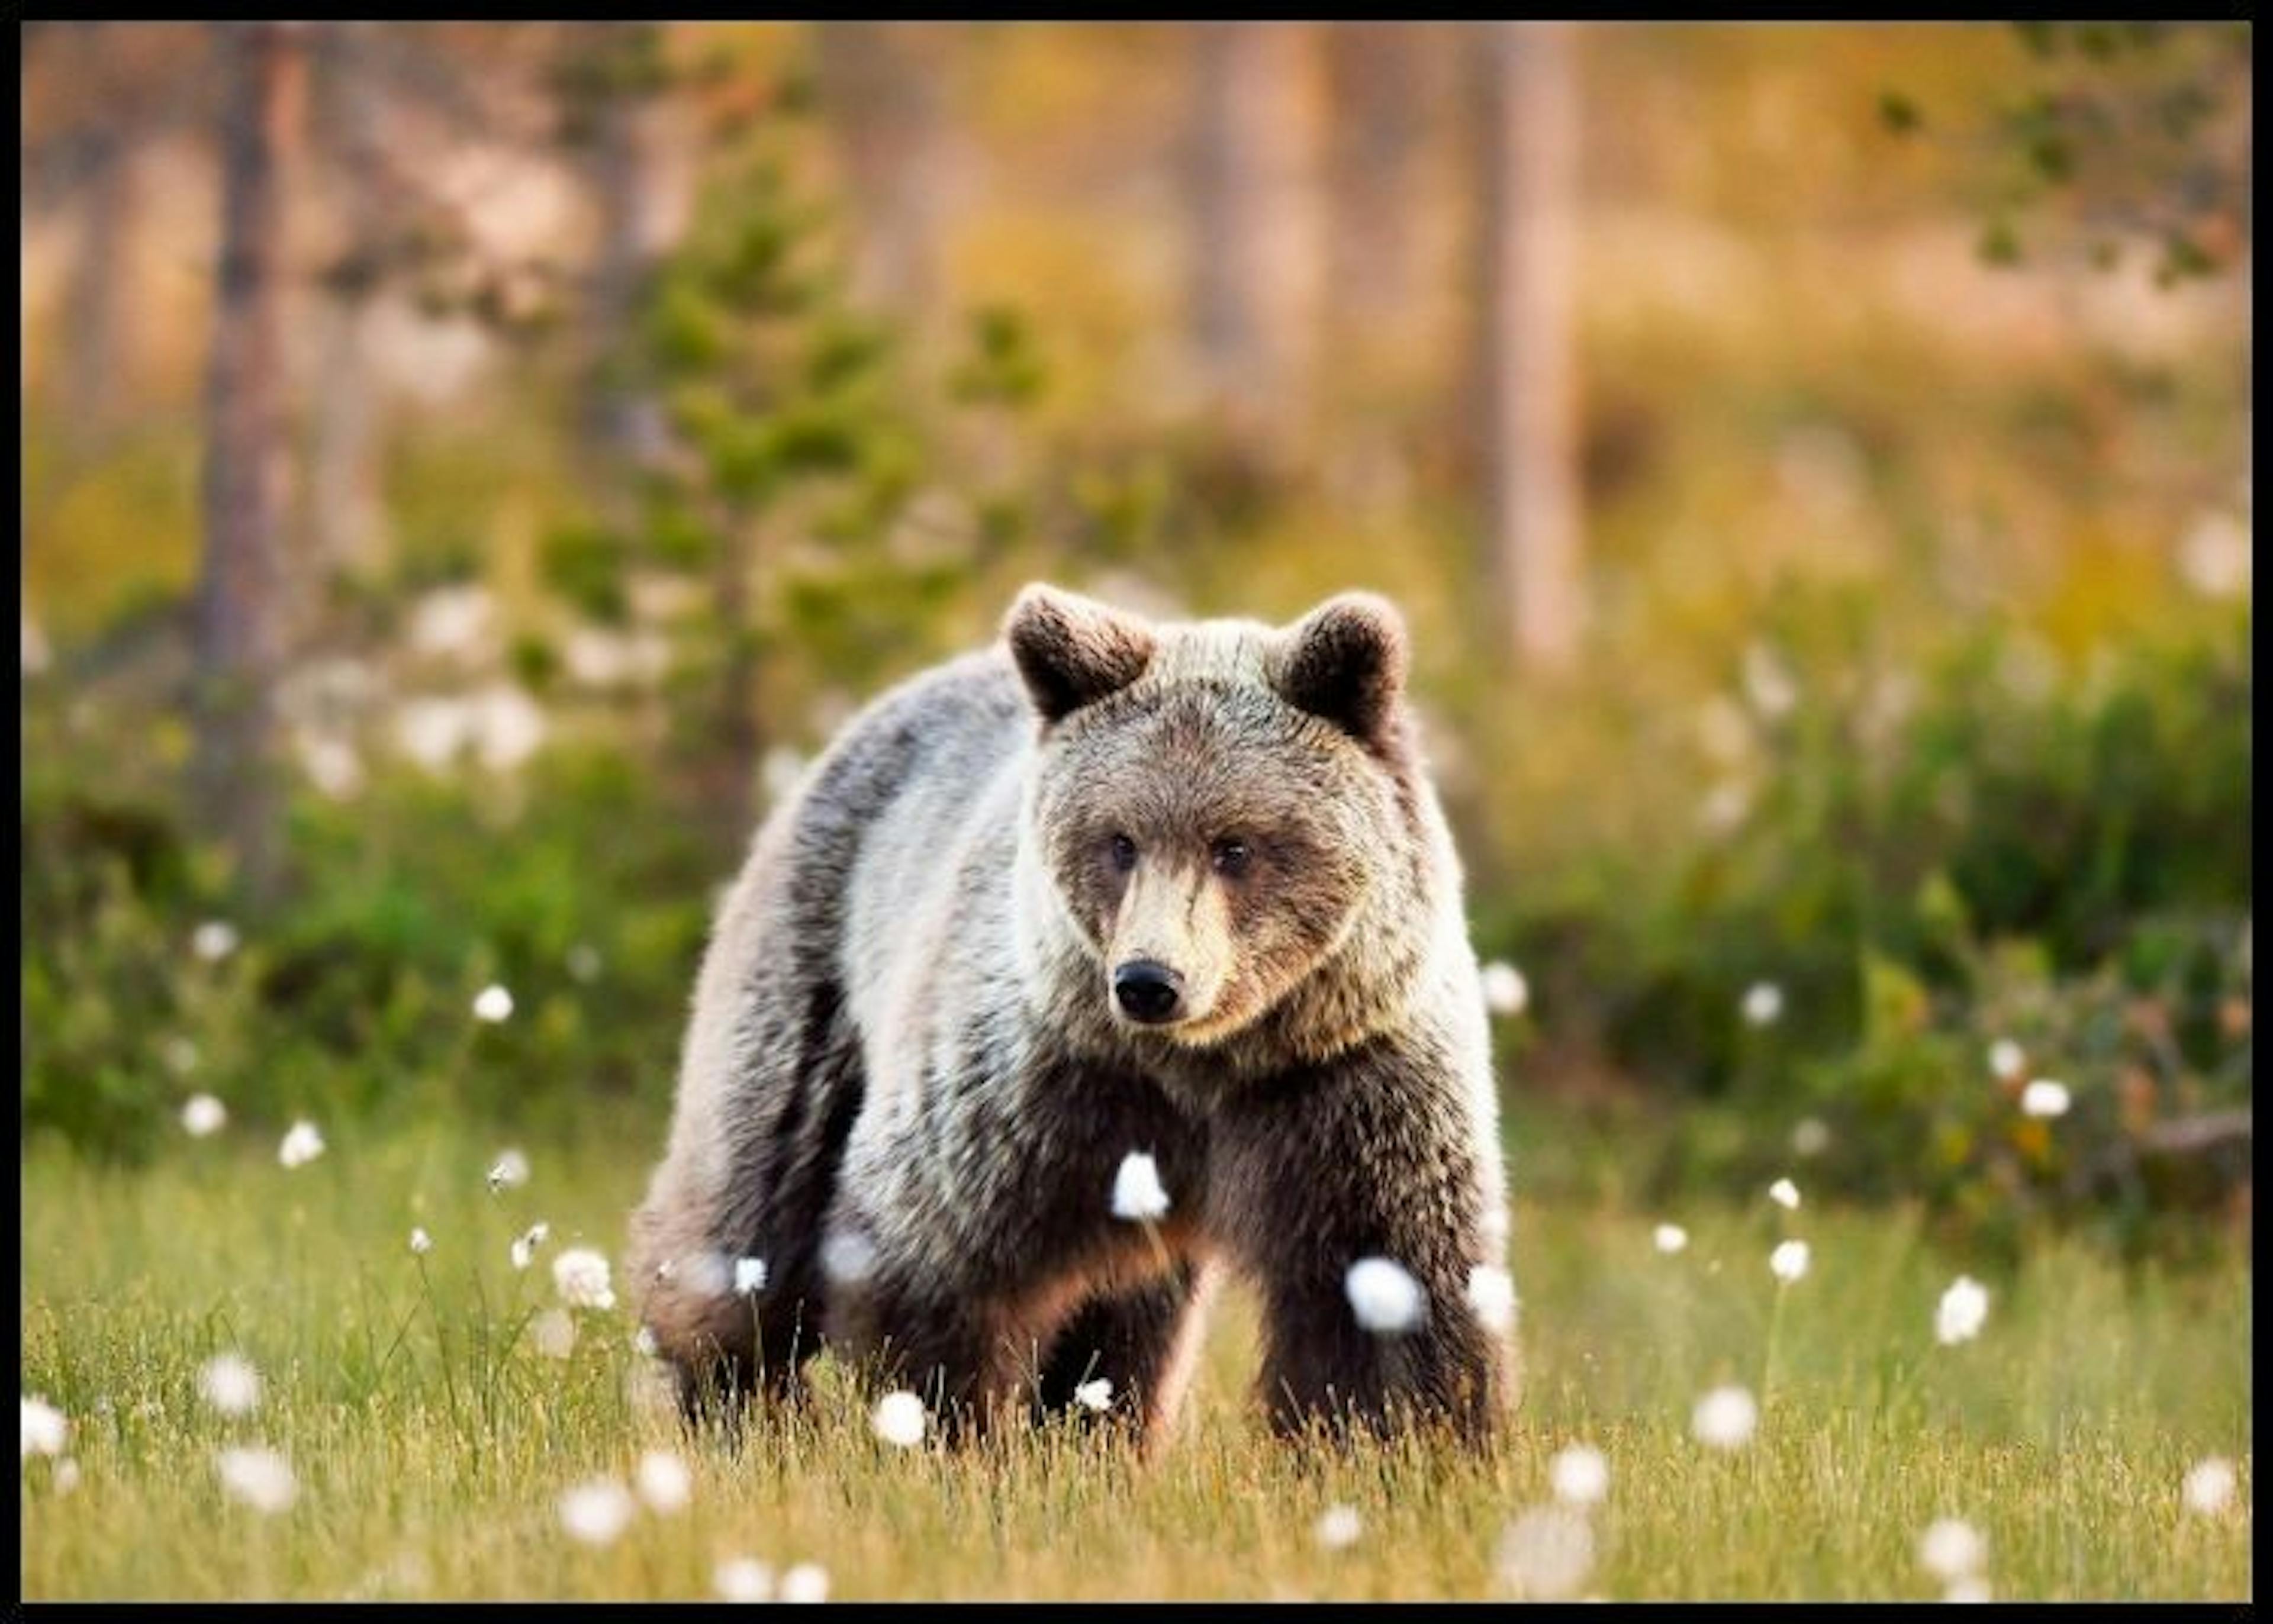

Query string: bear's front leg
1210 1039 1515 1445
1034 1259 1221 1452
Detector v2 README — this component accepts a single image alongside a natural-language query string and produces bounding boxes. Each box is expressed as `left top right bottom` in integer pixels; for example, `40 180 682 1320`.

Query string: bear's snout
1112 959 1185 1024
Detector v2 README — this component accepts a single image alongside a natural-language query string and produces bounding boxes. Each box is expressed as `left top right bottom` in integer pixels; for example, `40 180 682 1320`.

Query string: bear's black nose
1113 960 1184 1024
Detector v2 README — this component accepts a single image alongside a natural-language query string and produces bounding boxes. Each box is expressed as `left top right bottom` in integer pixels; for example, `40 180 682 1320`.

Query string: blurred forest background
20 22 2251 1259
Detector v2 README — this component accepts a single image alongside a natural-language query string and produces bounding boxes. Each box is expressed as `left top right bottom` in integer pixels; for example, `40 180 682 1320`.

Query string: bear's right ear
1003 584 1158 724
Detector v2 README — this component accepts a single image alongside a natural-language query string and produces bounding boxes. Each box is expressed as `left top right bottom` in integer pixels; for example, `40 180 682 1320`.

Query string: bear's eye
1211 837 1251 878
1108 833 1138 873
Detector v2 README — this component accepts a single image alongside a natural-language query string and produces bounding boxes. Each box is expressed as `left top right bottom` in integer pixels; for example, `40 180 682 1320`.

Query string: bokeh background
20 22 2252 1259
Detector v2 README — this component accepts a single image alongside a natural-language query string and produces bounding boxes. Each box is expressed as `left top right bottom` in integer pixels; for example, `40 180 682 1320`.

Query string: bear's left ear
1003 583 1159 724
1271 592 1410 749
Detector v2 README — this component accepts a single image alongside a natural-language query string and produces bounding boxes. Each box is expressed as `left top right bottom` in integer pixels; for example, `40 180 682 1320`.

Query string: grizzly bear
629 584 1515 1448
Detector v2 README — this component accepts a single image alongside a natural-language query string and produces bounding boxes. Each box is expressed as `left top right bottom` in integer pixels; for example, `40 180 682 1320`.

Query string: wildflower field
20 1111 2250 1602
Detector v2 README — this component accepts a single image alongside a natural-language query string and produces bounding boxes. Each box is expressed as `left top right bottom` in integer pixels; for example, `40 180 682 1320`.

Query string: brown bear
629 584 1515 1449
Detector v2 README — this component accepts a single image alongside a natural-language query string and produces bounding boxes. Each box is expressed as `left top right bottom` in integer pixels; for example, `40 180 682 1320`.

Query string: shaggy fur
629 585 1515 1449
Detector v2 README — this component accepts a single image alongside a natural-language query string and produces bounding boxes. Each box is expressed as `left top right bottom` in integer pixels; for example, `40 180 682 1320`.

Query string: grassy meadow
20 1114 2252 1602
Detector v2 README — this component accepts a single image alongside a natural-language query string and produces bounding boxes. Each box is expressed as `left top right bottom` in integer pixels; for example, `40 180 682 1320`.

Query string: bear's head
1005 583 1426 1052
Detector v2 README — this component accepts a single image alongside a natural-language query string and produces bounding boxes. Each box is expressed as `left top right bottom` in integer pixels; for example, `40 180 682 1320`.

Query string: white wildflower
181 1094 227 1138
635 1449 693 1514
22 1396 67 1460
1110 1152 1170 1222
716 1558 775 1603
2020 1078 2071 1119
472 984 514 1024
198 1354 262 1417
1466 1264 1519 1333
2182 1457 2238 1517
1768 1177 1801 1211
1480 961 1529 1017
1072 1378 1113 1413
633 1326 659 1358
819 1230 878 1285
1917 1517 1988 1581
487 1146 530 1190
733 1256 768 1297
530 1309 577 1360
1550 1444 1609 1507
53 1457 81 1495
511 1222 550 1271
1344 1256 1427 1335
557 1478 634 1546
1698 779 1754 836
1314 1503 1363 1551
552 1247 616 1312
1743 981 1785 1027
1498 1506 1596 1600
1944 1576 1993 1603
192 920 240 964
278 1121 326 1169
410 1227 434 1256
778 1563 830 1604
406 583 496 660
1770 1239 1811 1284
1653 1223 1689 1255
1935 1276 1990 1346
217 1446 297 1514
872 1390 928 1448
1692 1385 1759 1450
1791 1117 1831 1158
1988 1039 2026 1081
1743 643 1799 720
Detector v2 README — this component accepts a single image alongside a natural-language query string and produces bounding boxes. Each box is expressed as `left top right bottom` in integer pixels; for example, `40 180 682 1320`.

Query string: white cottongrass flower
634 1325 659 1358
192 920 241 963
1944 1576 1993 1603
278 1121 326 1169
715 1558 775 1603
410 1227 434 1256
1917 1517 1988 1581
819 1230 878 1285
1743 643 1799 720
2020 1078 2071 1119
472 984 515 1024
1935 1276 1990 1346
198 1354 262 1416
557 1478 635 1546
635 1449 693 1514
1988 1039 2026 1081
487 1147 530 1191
1768 1177 1801 1211
1466 1264 1519 1333
1480 961 1530 1017
873 1390 928 1448
778 1563 831 1604
2182 1457 2238 1517
53 1457 81 1495
1791 1117 1831 1158
1653 1223 1690 1255
1111 1152 1171 1222
552 1247 616 1312
733 1256 768 1297
1691 1384 1759 1450
1549 1444 1609 1507
1769 1239 1811 1284
181 1094 227 1138
1072 1378 1113 1413
22 1396 68 1460
1742 981 1785 1027
1313 1503 1363 1551
1344 1256 1428 1335
530 1309 577 1360
1497 1506 1596 1600
511 1222 550 1271
217 1446 297 1514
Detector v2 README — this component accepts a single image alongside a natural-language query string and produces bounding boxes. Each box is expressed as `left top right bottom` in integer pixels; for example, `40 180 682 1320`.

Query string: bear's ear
1271 592 1410 748
1003 584 1158 724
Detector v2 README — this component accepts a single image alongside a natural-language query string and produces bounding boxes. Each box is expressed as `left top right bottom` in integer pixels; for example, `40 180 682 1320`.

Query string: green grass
19 1119 2252 1602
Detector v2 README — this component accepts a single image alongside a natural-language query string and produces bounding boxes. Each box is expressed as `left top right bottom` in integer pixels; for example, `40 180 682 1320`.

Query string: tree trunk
578 21 673 500
61 127 137 436
814 22 947 325
1475 21 1583 675
1186 22 1318 463
1325 22 1424 326
193 21 305 903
